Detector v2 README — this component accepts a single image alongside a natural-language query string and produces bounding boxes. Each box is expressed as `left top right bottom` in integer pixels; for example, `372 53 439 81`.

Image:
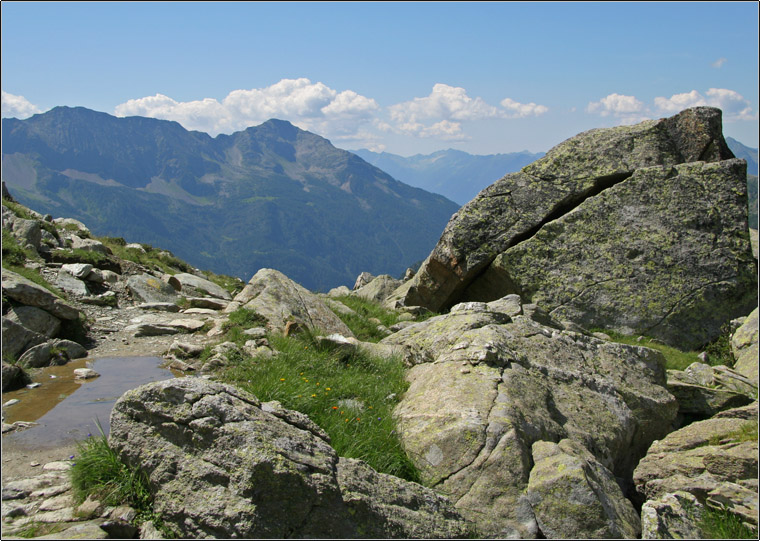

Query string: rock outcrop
732 307 759 386
108 378 472 539
634 402 758 535
233 268 354 337
387 107 757 350
381 295 678 537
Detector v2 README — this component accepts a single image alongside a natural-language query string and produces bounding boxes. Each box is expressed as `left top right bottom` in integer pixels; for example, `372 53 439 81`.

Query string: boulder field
3 107 758 539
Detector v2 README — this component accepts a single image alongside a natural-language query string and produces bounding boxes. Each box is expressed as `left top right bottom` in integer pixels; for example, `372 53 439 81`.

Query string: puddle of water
2 356 184 450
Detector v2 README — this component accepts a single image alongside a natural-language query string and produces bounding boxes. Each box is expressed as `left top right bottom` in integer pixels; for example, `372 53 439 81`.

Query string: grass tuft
69 421 152 510
220 331 420 483
699 505 757 539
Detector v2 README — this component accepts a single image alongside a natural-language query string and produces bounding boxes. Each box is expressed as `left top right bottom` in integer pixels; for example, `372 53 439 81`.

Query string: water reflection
2 356 182 450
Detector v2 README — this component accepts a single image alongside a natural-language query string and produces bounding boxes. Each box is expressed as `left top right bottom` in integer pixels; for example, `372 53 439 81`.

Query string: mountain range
352 148 545 205
356 137 758 229
1 107 459 291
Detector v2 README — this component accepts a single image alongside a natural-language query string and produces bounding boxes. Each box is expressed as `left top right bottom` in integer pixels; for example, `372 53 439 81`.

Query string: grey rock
53 217 89 234
18 339 87 368
186 296 230 310
233 268 354 337
55 269 91 296
2 269 81 320
172 273 232 300
2 361 28 392
353 274 402 303
327 285 351 297
125 323 180 337
527 439 640 538
6 305 62 339
634 402 759 531
667 362 757 418
387 107 756 351
70 234 109 254
126 273 179 304
61 263 93 279
138 302 180 312
732 307 759 386
2 316 47 360
382 305 676 536
353 271 375 290
641 491 704 540
109 378 471 539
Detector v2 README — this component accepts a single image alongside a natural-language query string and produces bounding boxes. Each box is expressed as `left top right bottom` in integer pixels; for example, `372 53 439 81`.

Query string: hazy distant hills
356 138 757 229
725 137 758 229
1 107 459 291
726 137 758 176
352 148 545 205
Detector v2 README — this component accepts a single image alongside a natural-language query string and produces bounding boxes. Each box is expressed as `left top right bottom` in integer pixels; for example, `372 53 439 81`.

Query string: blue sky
2 1 758 155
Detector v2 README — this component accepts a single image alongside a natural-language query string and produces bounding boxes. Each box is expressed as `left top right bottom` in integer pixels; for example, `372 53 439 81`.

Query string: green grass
330 295 403 342
591 328 700 371
1 260 67 299
69 422 175 537
70 423 152 509
707 420 758 446
2 228 34 266
220 330 420 483
699 505 757 539
96 236 194 275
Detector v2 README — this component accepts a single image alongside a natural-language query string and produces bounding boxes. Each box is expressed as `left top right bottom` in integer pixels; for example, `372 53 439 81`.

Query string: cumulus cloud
500 97 549 117
654 88 756 121
586 93 645 117
1 91 41 118
711 57 727 68
387 83 547 139
115 78 379 138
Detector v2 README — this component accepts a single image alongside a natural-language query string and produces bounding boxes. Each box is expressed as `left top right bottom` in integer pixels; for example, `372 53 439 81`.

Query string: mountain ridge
1 107 459 291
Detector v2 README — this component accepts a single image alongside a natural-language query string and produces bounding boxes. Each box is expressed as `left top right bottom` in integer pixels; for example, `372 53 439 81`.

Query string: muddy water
2 357 183 451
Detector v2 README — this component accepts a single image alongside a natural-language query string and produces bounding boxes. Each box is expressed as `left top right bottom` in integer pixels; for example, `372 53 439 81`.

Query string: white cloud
500 97 548 117
586 93 645 117
1 91 41 119
654 88 756 121
114 78 379 138
711 57 727 68
387 83 547 139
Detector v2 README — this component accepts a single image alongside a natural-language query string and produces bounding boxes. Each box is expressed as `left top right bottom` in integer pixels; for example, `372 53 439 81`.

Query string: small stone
74 368 99 380
4 399 21 407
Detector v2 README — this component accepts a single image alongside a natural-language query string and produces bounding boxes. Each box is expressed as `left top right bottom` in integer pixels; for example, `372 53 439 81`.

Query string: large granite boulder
732 307 759 386
109 378 471 539
634 402 758 534
381 296 677 537
387 107 757 350
233 268 354 337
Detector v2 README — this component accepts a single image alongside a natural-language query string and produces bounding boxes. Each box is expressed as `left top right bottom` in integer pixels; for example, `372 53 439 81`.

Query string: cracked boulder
108 378 471 539
382 297 677 537
233 268 354 337
386 107 757 350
